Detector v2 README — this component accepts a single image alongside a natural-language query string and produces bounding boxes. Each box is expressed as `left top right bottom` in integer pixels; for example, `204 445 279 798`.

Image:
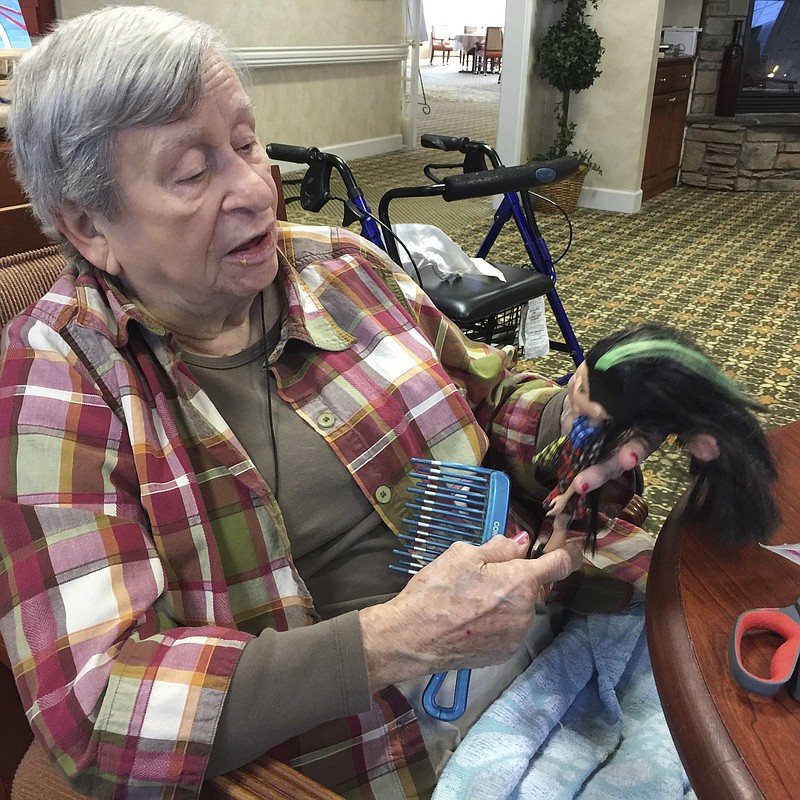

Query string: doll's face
567 362 611 427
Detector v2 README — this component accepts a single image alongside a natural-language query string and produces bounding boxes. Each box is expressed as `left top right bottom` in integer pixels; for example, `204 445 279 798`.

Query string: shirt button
317 412 335 429
375 485 393 504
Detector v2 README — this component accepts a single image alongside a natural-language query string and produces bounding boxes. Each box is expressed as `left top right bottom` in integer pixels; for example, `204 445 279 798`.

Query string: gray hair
8 5 245 239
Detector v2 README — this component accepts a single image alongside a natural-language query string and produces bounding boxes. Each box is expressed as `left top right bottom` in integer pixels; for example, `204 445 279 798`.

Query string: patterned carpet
279 64 800 535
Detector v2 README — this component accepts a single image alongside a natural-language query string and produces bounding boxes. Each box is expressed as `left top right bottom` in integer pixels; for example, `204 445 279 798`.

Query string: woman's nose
222 157 274 214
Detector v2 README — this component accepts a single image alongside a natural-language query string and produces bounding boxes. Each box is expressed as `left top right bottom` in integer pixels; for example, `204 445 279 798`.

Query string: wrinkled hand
359 534 582 692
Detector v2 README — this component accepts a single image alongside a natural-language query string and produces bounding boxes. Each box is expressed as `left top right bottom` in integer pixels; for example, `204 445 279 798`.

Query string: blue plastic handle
422 668 472 721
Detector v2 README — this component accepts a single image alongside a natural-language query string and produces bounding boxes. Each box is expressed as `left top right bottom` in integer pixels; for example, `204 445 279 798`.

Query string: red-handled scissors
728 597 800 699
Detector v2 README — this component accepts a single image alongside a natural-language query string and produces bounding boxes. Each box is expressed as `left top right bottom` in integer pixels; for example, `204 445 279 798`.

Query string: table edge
645 496 765 800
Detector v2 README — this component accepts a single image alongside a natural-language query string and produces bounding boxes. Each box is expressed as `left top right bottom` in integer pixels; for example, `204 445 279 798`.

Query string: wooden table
646 420 800 800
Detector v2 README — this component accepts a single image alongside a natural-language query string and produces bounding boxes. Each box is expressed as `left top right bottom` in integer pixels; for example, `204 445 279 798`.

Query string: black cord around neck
260 290 281 502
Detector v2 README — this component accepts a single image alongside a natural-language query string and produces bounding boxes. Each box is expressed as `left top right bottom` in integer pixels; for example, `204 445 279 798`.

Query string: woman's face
88 54 279 320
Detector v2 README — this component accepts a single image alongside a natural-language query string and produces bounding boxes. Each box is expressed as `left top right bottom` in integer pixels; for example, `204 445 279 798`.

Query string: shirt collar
67 226 357 356
272 224 356 360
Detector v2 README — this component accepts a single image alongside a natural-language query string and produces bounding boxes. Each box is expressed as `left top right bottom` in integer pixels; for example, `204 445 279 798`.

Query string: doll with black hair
538 322 780 551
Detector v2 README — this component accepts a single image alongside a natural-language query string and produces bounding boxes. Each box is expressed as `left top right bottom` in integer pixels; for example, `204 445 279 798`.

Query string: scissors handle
728 606 800 698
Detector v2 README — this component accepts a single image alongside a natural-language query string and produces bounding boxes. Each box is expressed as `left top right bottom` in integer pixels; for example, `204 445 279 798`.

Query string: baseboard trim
578 186 643 214
271 135 405 176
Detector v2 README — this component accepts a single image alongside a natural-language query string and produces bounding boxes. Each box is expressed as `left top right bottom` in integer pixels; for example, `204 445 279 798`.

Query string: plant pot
532 163 587 215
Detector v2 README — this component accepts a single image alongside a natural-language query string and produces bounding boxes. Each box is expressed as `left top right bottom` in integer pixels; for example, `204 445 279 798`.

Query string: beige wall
575 1 665 195
523 0 665 207
662 0 703 27
55 0 685 211
57 0 405 152
57 0 402 45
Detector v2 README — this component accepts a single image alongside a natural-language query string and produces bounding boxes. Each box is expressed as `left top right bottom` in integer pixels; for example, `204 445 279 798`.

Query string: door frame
496 0 533 167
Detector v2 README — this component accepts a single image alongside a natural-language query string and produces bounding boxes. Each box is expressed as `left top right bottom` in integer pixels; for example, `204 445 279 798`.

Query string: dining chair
476 26 503 74
429 26 454 65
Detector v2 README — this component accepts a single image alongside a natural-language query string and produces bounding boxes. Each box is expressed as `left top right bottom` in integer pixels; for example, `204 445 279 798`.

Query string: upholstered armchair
0 167 339 800
476 26 503 74
429 26 454 64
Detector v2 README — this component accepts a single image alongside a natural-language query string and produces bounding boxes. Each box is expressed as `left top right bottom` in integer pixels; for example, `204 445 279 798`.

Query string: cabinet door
641 94 671 195
641 87 690 201
661 88 690 176
19 0 56 36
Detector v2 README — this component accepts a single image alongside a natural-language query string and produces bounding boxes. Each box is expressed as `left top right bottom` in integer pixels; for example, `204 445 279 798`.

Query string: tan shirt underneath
183 334 409 775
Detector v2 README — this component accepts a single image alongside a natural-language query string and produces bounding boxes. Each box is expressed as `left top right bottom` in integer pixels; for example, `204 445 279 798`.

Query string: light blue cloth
434 605 696 800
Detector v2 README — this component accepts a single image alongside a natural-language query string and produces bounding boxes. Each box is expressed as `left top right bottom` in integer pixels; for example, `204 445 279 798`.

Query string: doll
538 322 780 551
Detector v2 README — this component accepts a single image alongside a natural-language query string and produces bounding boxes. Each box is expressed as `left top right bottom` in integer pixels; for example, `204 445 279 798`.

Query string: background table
646 420 800 799
452 34 484 72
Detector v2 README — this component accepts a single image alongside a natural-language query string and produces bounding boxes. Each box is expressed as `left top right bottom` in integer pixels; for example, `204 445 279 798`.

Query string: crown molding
236 43 409 69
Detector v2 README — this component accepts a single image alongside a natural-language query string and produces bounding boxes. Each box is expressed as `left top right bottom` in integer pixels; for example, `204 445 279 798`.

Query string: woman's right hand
358 533 582 692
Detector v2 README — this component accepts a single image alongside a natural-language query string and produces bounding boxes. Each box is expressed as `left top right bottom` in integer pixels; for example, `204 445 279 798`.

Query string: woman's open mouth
230 233 266 254
227 230 274 263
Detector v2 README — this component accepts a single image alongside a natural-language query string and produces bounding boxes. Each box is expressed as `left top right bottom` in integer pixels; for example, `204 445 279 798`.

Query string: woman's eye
180 167 207 183
236 141 257 155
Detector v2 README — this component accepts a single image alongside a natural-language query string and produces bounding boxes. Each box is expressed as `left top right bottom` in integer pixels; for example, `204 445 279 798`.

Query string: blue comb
391 458 511 721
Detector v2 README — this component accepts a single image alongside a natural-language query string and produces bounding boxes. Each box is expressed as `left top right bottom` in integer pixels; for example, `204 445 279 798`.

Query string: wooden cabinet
0 140 50 256
641 57 693 202
19 0 56 37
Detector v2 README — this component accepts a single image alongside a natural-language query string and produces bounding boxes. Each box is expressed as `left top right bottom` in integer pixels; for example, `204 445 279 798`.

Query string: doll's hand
581 436 655 486
546 436 653 520
546 491 573 519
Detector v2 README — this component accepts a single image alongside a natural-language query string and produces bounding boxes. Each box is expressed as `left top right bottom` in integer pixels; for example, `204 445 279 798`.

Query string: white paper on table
470 257 506 281
759 541 800 567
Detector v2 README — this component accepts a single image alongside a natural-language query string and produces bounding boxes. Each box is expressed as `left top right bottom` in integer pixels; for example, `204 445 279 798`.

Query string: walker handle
421 134 471 153
266 143 319 164
441 157 581 201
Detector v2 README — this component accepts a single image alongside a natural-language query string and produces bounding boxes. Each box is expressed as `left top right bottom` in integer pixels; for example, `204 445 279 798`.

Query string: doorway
403 1 505 144
404 0 531 167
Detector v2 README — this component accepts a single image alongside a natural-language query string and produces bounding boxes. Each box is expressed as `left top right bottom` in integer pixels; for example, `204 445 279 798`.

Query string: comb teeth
390 458 511 574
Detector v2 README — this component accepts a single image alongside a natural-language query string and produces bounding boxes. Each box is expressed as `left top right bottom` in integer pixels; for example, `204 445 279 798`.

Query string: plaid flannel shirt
0 224 564 799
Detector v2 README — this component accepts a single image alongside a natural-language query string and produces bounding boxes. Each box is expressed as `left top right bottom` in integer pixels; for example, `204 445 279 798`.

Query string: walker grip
421 134 470 153
441 157 581 201
266 143 318 164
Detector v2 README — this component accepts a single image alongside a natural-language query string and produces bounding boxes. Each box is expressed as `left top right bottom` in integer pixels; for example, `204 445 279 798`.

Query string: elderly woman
0 7 623 800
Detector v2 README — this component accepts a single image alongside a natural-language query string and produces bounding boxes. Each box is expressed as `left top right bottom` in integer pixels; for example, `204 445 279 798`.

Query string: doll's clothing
541 415 606 521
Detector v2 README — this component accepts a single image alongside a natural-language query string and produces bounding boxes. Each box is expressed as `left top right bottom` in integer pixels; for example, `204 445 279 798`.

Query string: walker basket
458 304 523 347
532 163 587 216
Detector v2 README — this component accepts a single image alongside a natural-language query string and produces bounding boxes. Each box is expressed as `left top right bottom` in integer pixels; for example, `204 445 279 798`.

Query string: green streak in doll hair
593 339 748 403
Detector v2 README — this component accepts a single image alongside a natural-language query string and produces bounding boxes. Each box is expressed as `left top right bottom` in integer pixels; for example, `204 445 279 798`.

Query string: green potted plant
537 0 605 180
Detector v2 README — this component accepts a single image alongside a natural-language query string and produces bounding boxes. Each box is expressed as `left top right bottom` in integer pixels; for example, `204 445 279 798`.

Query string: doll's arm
545 437 651 550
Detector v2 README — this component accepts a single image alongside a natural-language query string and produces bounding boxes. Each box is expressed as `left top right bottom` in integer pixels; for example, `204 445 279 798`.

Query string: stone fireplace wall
679 0 800 191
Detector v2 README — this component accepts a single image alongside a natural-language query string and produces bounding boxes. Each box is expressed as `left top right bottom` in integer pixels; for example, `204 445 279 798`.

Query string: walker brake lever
300 159 333 212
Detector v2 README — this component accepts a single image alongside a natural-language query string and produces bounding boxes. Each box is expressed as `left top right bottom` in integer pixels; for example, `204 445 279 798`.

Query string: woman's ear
56 207 121 275
686 433 721 462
